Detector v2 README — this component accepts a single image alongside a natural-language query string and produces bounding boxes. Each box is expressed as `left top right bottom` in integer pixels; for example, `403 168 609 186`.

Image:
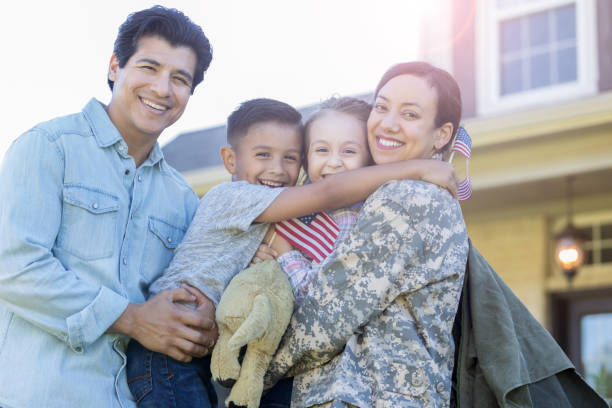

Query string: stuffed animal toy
211 260 295 408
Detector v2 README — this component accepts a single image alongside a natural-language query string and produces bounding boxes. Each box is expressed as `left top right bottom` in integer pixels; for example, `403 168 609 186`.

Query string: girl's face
306 111 371 183
367 74 449 164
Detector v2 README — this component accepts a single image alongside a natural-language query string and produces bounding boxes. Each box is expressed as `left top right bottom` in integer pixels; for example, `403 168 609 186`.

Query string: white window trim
475 0 599 116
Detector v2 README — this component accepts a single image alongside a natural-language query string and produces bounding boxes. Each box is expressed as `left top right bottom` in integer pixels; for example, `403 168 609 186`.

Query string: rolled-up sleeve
0 131 128 352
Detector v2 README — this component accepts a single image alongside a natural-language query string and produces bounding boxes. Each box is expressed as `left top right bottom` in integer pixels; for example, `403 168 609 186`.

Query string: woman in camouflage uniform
264 62 470 408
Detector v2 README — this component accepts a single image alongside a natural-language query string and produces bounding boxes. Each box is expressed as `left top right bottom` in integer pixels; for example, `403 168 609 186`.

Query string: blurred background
2 0 611 402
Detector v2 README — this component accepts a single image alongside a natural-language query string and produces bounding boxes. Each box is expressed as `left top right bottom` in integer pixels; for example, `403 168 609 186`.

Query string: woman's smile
375 135 405 150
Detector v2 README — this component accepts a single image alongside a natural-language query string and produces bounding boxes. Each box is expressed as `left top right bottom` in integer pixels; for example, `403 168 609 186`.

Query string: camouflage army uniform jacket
265 180 469 408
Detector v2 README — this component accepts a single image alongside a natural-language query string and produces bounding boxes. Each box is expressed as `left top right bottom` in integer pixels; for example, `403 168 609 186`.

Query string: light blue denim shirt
0 99 199 408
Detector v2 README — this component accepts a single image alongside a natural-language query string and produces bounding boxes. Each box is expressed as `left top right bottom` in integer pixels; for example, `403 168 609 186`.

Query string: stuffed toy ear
210 260 295 408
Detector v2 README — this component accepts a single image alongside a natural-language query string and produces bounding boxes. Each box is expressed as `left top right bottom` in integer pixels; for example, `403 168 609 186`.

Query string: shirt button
411 369 424 387
74 346 82 353
167 237 172 243
436 382 445 393
92 203 99 210
122 258 127 265
138 175 142 182
119 145 124 151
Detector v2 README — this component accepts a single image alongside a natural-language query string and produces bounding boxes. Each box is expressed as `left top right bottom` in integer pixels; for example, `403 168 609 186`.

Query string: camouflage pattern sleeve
265 180 467 388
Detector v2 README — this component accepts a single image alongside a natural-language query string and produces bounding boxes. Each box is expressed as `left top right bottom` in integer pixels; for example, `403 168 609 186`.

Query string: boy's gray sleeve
199 182 284 231
149 182 285 304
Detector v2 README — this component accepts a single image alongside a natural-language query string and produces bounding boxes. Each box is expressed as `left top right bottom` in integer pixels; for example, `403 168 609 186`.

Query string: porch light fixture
555 176 585 284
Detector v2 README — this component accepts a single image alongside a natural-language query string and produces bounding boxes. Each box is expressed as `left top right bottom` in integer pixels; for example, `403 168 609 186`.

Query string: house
163 0 612 398
418 0 612 398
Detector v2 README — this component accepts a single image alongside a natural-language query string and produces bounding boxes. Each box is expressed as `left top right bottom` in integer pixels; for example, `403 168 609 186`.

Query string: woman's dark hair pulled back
374 62 462 153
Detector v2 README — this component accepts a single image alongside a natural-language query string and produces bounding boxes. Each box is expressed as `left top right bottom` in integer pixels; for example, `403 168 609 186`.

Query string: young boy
127 98 458 408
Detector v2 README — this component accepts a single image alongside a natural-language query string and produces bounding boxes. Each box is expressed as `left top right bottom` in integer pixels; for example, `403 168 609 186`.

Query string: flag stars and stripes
276 212 339 263
451 127 473 201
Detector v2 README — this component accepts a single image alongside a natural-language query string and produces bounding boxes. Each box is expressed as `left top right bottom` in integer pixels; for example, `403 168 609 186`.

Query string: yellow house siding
182 165 230 197
466 215 549 323
470 127 612 191
464 190 612 327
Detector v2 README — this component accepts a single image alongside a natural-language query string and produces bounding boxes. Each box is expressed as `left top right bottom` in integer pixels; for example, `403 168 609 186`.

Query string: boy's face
107 35 197 143
222 121 303 187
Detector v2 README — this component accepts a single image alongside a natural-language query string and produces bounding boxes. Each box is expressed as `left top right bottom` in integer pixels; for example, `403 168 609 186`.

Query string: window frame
475 0 599 115
549 288 612 402
553 210 612 270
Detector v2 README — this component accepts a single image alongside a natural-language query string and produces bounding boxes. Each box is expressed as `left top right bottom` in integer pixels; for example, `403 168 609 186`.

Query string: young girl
253 96 375 305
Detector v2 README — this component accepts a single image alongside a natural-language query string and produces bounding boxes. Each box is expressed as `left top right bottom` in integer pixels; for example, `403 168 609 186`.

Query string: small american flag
275 212 339 263
457 174 472 201
453 127 472 159
450 127 473 201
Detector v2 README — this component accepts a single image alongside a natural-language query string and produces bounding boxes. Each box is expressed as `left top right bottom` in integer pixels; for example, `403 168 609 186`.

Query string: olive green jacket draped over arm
455 242 607 408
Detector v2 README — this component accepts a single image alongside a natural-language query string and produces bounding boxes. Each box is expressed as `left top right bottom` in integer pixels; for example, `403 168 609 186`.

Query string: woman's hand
420 160 458 198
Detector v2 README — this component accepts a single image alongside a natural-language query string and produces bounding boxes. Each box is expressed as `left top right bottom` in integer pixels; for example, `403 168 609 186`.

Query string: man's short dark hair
226 98 303 148
108 5 212 94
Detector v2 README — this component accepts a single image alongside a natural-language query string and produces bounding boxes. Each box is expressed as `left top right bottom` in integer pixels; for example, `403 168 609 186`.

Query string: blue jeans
127 340 217 408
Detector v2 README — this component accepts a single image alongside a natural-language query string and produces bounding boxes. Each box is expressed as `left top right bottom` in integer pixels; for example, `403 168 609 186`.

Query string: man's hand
109 287 217 362
181 283 218 350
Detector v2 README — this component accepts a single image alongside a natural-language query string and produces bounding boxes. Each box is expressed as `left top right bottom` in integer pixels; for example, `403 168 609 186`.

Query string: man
0 6 217 407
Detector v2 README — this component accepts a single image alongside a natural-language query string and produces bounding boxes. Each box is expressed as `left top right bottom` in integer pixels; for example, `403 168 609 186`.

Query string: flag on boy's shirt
451 127 473 201
275 212 339 264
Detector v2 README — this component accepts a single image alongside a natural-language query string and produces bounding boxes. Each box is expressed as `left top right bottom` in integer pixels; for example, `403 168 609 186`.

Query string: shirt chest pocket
140 216 186 283
378 360 432 401
57 185 119 260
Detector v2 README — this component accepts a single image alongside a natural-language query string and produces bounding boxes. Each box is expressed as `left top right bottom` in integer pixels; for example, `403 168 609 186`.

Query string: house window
500 4 576 95
581 312 612 402
578 222 612 266
475 0 598 115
